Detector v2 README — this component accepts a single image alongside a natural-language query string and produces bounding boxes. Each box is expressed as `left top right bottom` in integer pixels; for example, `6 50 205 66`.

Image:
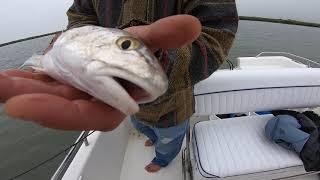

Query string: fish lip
109 71 167 103
94 72 166 115
88 60 168 103
85 60 168 114
92 75 141 115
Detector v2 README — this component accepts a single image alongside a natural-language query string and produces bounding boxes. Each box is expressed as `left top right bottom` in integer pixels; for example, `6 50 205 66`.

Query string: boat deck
120 130 184 180
58 116 320 180
119 117 320 180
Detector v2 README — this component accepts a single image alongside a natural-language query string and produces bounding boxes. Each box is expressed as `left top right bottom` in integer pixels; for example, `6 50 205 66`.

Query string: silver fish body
21 26 168 115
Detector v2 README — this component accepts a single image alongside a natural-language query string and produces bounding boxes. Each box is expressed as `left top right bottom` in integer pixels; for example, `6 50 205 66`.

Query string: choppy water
229 21 320 64
0 35 80 180
0 21 319 179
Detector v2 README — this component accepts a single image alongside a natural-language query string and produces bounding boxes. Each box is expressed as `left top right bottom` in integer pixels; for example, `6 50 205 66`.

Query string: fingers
0 73 90 102
125 15 202 52
5 94 126 131
2 69 54 82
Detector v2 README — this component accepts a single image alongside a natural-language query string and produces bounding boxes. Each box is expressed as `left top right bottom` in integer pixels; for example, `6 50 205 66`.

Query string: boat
50 52 320 180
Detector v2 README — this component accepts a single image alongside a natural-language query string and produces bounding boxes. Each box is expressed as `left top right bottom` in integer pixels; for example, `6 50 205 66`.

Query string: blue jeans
265 115 310 153
131 116 189 167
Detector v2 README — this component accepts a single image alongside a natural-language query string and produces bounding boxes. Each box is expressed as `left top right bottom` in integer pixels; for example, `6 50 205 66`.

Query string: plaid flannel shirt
64 0 239 128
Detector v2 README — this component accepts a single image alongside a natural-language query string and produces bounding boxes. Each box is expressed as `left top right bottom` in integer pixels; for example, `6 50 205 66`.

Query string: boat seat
236 56 308 70
190 68 320 179
192 114 306 179
193 68 320 115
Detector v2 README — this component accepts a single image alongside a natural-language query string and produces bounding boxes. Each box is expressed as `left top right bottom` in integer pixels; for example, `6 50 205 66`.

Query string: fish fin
19 53 45 72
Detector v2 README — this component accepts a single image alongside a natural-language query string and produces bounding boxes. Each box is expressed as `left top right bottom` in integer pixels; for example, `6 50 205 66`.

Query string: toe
145 163 161 173
144 139 154 147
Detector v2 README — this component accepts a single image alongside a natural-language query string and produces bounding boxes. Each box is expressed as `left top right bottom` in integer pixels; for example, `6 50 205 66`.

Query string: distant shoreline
240 16 320 28
1 17 320 47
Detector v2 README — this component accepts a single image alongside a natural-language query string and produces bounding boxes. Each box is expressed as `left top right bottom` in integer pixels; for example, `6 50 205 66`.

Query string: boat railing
256 52 320 68
51 131 90 180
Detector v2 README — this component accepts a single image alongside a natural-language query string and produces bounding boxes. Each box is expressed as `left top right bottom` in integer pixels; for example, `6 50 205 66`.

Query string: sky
0 0 319 44
236 0 320 23
1 0 73 44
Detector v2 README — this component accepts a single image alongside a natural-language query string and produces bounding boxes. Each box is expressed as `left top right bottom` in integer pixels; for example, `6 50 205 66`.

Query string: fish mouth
113 77 152 103
103 73 165 115
110 69 167 104
85 60 168 115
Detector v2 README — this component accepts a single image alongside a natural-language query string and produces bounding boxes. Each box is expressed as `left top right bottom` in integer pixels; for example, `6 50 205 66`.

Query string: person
0 0 238 172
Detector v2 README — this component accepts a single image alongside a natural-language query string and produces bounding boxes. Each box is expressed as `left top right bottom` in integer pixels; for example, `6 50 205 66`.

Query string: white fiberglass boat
52 52 320 180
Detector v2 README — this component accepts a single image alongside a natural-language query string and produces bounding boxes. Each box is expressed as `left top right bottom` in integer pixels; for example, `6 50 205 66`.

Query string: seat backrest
193 68 320 115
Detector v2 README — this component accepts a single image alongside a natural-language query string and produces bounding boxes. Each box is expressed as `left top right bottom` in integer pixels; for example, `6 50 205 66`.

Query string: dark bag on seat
271 110 320 171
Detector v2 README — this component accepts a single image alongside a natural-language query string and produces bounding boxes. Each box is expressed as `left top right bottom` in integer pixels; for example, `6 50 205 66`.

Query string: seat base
191 114 306 179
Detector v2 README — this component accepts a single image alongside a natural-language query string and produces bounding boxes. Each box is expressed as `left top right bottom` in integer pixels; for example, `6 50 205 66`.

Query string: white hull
57 119 185 180
53 52 320 180
57 116 320 180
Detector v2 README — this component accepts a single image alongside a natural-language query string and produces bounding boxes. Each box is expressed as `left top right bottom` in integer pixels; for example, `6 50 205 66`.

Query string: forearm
66 0 98 29
184 0 239 85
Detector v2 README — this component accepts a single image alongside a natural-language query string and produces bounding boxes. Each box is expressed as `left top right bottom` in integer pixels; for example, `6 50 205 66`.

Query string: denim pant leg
265 115 310 153
131 116 158 144
151 120 189 167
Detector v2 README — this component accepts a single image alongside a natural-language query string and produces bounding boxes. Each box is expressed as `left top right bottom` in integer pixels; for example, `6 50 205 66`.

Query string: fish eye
116 37 141 50
121 40 131 50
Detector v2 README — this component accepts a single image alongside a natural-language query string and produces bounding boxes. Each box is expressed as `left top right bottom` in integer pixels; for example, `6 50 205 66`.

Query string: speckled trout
21 26 168 115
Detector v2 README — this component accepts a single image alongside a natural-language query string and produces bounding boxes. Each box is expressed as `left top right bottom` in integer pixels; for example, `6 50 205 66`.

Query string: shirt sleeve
184 0 239 85
66 0 99 29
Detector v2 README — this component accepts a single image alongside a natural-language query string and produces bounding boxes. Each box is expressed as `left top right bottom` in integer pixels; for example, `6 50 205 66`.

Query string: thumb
124 15 202 52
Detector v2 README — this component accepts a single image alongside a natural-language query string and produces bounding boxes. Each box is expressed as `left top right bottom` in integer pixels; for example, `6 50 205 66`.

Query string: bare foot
144 139 154 147
145 163 161 173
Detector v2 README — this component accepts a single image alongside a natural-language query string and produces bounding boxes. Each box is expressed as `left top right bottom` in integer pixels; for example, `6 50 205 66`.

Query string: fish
20 25 168 115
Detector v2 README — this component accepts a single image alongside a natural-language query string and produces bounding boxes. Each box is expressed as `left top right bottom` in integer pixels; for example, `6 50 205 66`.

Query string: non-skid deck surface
120 130 184 180
193 114 305 179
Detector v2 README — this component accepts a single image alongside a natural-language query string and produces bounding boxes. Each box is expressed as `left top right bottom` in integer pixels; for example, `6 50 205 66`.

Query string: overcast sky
236 0 320 23
1 0 319 44
1 0 73 44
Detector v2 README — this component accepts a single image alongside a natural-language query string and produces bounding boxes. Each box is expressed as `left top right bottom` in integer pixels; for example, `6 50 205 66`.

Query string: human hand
1 15 201 131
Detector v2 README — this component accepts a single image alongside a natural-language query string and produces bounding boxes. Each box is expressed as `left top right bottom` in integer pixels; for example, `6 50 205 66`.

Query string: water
0 36 54 70
0 21 319 180
229 21 320 63
0 37 80 179
0 112 79 180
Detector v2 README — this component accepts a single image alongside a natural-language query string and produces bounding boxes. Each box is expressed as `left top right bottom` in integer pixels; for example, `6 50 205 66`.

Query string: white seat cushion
193 69 320 115
192 114 305 178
